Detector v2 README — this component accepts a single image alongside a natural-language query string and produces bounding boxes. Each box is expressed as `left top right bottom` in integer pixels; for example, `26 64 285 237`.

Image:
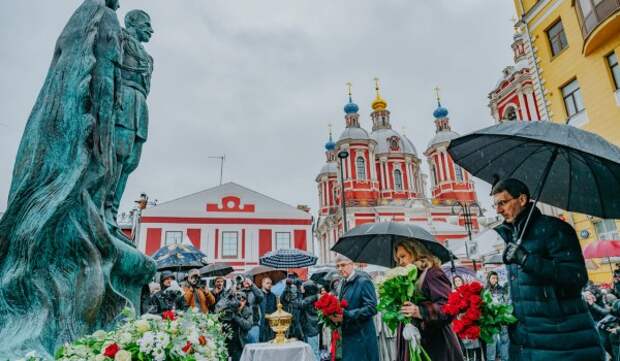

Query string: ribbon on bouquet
402 324 431 361
330 329 341 361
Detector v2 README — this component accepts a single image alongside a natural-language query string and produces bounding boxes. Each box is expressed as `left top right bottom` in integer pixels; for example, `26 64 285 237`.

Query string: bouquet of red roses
314 293 348 361
443 282 517 343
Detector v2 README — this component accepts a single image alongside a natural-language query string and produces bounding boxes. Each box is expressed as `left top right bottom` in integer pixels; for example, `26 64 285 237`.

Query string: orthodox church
315 81 480 264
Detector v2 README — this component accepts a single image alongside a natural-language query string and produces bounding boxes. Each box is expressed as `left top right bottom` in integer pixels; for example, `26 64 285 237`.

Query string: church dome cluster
316 80 475 214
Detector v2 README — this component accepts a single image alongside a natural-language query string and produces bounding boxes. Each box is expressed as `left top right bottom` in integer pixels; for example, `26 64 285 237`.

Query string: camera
216 290 244 321
234 275 245 285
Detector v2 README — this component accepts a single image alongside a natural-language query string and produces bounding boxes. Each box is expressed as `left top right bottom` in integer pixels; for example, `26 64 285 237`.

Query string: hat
160 270 176 282
188 268 200 278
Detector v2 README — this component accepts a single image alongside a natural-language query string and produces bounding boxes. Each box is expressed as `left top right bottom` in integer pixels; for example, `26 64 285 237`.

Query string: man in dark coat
146 271 187 314
331 255 380 361
492 178 604 361
259 277 277 342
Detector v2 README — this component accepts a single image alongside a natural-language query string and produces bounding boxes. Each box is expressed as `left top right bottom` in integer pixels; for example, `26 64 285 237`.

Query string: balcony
576 0 620 55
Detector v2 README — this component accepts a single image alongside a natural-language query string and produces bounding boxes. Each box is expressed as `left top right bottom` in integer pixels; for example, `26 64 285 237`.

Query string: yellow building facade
513 0 620 283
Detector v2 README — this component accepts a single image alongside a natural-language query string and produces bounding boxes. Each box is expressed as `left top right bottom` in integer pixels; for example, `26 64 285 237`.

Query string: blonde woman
395 239 464 361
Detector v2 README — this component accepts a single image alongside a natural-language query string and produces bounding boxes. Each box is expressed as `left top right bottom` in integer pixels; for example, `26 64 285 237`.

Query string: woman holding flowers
395 239 464 361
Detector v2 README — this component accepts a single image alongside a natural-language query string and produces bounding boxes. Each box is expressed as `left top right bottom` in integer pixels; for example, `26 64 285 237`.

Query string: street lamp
337 150 350 233
451 200 482 271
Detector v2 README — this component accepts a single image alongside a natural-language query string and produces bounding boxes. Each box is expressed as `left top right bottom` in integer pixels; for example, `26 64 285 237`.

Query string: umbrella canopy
199 263 234 277
259 248 318 269
246 265 287 286
151 243 208 271
310 269 341 288
448 121 620 219
331 222 454 268
583 240 620 259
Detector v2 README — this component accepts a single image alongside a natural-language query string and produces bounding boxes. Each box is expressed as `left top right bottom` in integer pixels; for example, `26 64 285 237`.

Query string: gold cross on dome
346 82 352 97
374 77 381 96
434 86 441 104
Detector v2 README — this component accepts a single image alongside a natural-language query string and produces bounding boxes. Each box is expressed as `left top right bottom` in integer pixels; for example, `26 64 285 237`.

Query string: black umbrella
246 265 287 286
448 121 620 243
199 263 234 277
331 222 454 268
310 268 341 288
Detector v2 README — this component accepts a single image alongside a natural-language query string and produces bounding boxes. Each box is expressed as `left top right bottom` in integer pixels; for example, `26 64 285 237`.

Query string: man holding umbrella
492 178 604 361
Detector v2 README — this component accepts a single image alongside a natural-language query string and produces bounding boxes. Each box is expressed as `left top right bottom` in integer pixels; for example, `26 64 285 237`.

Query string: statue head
106 0 120 11
125 10 153 43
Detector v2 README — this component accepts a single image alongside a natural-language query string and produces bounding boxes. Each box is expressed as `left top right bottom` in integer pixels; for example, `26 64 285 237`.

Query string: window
165 231 182 246
221 231 238 257
275 232 291 250
547 20 568 56
595 219 619 240
576 0 620 37
394 169 403 191
561 79 585 118
503 106 518 121
430 164 437 186
608 52 620 90
356 157 366 180
455 165 464 183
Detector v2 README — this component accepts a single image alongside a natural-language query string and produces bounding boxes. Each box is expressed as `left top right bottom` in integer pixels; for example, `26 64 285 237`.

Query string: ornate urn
265 302 293 344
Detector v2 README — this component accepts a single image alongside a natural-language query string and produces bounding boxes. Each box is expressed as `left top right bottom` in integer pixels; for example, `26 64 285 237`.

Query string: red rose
340 299 348 309
103 343 120 357
469 282 483 294
162 310 176 321
452 319 465 333
469 295 482 306
182 341 193 353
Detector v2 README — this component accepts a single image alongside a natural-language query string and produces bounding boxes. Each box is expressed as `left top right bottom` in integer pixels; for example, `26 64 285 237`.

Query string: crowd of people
138 178 615 361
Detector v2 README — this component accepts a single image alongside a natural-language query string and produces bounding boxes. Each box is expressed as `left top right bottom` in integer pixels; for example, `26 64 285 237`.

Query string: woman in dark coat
395 239 464 361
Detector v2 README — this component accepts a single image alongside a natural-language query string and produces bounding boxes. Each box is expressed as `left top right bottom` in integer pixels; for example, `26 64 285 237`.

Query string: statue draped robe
0 0 156 358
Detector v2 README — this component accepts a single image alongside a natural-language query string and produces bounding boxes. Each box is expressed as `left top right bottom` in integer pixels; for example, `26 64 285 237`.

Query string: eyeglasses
493 197 516 209
336 262 352 269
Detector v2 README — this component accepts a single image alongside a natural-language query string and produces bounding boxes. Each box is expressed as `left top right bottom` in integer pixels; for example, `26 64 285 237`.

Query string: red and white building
316 83 480 264
488 30 541 122
136 182 313 272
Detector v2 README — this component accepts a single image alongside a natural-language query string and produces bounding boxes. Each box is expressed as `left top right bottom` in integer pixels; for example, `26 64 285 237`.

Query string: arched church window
455 165 464 183
430 164 437 186
503 106 518 121
394 169 403 191
356 157 366 180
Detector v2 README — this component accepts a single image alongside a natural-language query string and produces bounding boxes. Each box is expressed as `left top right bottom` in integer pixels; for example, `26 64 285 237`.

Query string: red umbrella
583 240 620 276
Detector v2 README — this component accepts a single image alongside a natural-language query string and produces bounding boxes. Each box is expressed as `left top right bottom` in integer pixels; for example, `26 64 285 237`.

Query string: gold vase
265 302 293 344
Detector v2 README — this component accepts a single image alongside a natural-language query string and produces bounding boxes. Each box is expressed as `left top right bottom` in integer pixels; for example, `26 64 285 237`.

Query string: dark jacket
298 281 320 338
339 271 380 361
259 289 278 342
494 205 604 361
225 304 253 361
396 266 464 361
281 283 305 340
147 282 187 314
242 284 264 326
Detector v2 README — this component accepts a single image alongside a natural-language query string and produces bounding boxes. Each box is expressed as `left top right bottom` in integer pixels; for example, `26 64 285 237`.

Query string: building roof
338 127 370 141
370 128 418 156
318 161 338 175
142 182 312 220
427 129 460 149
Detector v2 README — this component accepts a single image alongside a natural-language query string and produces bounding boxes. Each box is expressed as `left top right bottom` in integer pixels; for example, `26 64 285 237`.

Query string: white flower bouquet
51 309 229 361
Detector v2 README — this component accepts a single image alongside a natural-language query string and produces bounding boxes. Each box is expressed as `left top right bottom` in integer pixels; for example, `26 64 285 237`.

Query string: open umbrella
246 265 287 286
310 269 341 288
259 248 318 269
151 243 208 271
331 222 454 268
199 263 234 277
583 240 620 276
448 121 620 244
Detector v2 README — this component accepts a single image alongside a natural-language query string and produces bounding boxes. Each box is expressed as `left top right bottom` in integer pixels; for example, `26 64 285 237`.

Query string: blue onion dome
344 100 359 114
325 139 336 151
433 105 449 118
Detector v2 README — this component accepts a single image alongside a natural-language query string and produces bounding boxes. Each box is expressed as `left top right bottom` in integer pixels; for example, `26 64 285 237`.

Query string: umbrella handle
517 148 559 246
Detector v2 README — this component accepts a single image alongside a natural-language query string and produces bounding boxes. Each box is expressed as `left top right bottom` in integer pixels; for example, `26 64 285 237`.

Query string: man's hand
503 242 529 266
329 314 343 324
400 301 422 319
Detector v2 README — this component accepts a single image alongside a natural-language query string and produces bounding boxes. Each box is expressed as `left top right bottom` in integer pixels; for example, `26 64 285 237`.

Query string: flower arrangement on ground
443 282 517 343
314 293 348 361
376 264 430 361
53 308 229 361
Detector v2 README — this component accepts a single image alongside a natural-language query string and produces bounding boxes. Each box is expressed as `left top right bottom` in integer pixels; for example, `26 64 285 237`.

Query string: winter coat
338 271 380 361
183 286 216 314
147 288 187 314
396 266 464 361
241 284 264 326
298 281 320 338
225 304 253 361
494 205 605 361
281 284 305 340
259 289 278 342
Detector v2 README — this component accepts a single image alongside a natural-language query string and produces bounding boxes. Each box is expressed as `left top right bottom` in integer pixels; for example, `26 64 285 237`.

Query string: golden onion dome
371 77 388 111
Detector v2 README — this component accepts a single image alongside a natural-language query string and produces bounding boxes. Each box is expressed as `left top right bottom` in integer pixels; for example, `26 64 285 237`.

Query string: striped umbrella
259 248 318 269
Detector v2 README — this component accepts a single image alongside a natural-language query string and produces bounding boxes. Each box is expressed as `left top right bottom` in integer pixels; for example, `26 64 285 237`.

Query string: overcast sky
0 0 516 217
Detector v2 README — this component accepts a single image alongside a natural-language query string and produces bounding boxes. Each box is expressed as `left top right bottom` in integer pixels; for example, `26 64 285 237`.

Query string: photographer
215 290 253 361
238 275 264 344
281 277 304 340
298 280 321 360
183 268 216 314
147 271 187 314
210 276 227 312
